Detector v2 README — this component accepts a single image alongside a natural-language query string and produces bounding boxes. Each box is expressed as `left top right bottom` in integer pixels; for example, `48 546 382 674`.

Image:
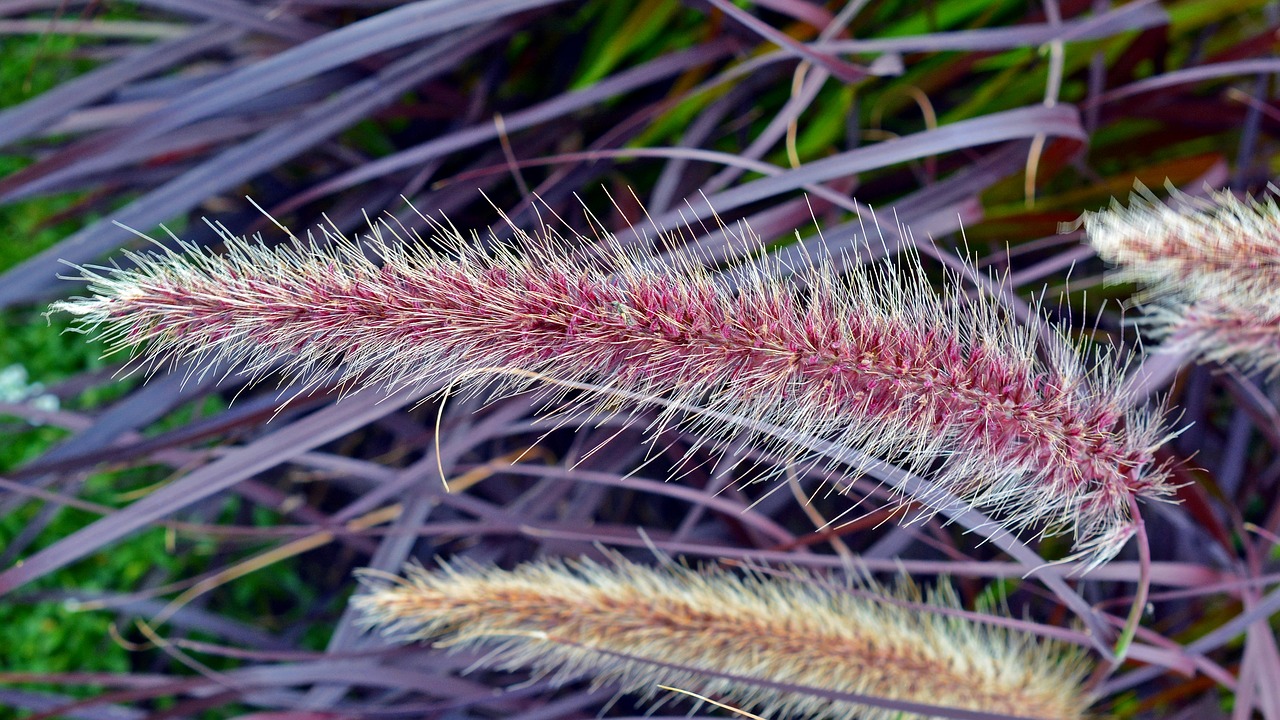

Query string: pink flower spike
1083 184 1280 374
51 204 1172 563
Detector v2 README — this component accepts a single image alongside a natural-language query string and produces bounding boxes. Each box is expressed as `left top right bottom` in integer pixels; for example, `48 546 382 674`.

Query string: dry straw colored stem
51 205 1170 562
1083 184 1280 374
354 557 1093 720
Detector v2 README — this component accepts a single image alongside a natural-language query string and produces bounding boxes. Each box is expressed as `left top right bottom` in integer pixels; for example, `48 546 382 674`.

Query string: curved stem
1113 494 1151 664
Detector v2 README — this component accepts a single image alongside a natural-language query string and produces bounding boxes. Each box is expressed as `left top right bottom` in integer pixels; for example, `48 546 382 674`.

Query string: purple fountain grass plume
50 203 1171 563
1082 184 1280 374
354 556 1094 720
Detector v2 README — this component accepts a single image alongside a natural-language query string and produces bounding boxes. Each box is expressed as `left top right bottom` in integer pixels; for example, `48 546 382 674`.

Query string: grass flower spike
1082 185 1280 373
355 557 1093 720
51 207 1170 563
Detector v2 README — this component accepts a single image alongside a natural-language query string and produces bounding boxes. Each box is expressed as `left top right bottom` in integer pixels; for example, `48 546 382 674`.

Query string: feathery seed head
354 557 1094 720
51 205 1171 564
1084 185 1280 303
1082 184 1280 373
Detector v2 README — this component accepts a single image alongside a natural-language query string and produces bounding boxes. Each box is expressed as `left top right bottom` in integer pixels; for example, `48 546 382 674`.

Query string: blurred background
0 1 1275 718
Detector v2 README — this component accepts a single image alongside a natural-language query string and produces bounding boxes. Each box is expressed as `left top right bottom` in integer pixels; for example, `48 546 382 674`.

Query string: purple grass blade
1101 582 1280 696
280 40 738 209
0 0 571 202
702 0 868 83
0 23 240 148
135 0 325 41
649 78 764 214
24 372 207 470
0 690 145 720
5 388 325 482
0 27 505 307
817 0 1166 54
0 386 426 595
1092 58 1280 105
0 1 81 14
30 116 282 192
47 591 292 648
76 0 574 155
299 491 437 708
0 19 195 38
747 0 835 29
621 104 1085 244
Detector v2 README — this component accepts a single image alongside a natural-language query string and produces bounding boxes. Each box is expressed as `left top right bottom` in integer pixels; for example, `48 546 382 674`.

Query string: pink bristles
1084 184 1280 375
52 205 1171 563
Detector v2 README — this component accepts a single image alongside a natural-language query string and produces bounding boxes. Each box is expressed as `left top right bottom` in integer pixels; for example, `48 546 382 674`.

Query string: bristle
353 557 1094 720
1083 185 1280 373
50 204 1171 563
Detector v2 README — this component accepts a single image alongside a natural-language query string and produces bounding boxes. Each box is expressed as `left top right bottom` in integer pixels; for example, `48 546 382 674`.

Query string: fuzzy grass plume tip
1082 183 1280 375
354 556 1095 720
51 204 1171 563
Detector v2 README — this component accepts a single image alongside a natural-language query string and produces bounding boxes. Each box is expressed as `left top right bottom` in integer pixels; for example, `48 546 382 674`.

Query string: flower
1082 185 1280 374
51 206 1170 562
354 556 1094 720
